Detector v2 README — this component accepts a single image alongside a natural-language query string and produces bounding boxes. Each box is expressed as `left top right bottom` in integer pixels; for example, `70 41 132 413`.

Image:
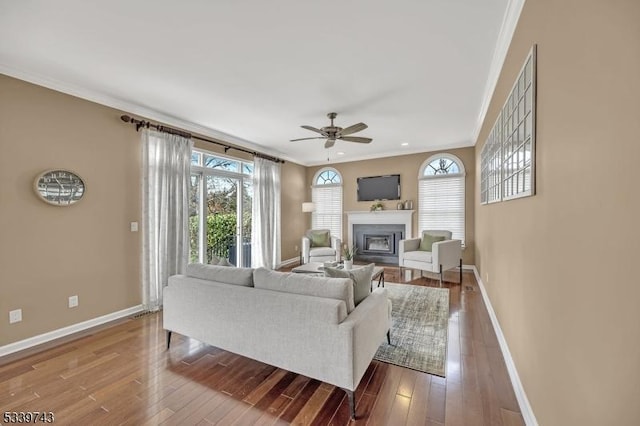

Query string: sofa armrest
331 237 342 261
399 238 421 266
302 236 311 263
338 288 390 390
432 239 461 270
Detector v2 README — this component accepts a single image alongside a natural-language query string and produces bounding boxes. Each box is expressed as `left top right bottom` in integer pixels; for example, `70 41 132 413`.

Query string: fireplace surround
346 210 415 265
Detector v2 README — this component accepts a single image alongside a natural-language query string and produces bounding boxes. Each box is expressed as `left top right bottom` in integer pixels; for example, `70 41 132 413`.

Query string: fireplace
364 235 393 253
353 224 404 264
346 210 414 265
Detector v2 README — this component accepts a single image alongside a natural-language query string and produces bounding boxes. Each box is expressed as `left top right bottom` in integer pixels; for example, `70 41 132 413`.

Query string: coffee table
291 262 385 290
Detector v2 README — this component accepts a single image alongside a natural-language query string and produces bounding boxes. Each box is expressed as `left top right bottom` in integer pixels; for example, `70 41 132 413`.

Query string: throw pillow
324 263 375 306
419 234 445 252
309 230 331 247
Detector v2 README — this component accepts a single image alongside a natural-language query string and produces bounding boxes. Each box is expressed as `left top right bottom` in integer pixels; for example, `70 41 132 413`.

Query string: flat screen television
357 174 401 201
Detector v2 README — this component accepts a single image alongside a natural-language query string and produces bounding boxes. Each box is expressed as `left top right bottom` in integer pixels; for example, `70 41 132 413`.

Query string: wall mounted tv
357 174 401 201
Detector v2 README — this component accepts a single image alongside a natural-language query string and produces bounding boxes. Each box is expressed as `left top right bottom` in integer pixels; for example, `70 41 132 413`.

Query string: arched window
311 168 343 240
418 154 465 245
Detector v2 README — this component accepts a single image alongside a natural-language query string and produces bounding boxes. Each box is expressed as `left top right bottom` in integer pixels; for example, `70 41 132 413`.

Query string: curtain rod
120 115 285 164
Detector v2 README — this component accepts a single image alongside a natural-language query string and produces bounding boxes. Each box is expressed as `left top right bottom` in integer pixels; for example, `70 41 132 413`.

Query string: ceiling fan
290 112 372 149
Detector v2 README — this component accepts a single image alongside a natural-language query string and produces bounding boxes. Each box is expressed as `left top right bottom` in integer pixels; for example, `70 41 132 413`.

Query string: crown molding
302 140 474 167
0 64 297 164
471 0 526 145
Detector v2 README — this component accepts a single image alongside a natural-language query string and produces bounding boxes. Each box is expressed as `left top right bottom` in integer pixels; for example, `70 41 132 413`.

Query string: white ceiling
0 0 522 166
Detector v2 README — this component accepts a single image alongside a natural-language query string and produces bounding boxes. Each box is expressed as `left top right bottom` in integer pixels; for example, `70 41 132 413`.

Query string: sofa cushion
186 263 254 287
403 250 433 263
308 230 331 247
253 268 355 313
309 247 337 257
419 234 445 252
324 263 375 306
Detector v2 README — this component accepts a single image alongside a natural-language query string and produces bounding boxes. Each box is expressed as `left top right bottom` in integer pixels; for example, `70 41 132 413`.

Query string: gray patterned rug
374 282 449 377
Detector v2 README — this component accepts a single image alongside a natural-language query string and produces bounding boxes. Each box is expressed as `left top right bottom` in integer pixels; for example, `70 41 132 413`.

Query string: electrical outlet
130 222 138 232
9 309 22 324
294 245 299 252
485 272 489 282
68 295 79 308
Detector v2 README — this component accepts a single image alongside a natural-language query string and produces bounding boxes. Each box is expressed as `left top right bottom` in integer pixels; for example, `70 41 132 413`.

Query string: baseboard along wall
471 266 538 426
0 305 144 358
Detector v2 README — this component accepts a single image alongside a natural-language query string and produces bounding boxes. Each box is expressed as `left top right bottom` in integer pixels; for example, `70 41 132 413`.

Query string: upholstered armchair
302 229 341 264
398 230 462 285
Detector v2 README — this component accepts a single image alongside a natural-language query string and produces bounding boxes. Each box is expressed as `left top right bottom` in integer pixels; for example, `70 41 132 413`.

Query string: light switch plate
130 222 138 232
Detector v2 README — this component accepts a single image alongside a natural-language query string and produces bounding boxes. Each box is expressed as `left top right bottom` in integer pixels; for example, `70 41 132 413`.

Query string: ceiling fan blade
324 139 336 149
340 122 367 136
290 137 325 142
301 125 326 135
340 136 372 143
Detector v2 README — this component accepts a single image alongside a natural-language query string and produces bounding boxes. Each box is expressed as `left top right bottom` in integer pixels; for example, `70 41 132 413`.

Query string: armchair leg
387 330 391 345
459 258 463 284
166 331 172 350
439 264 443 287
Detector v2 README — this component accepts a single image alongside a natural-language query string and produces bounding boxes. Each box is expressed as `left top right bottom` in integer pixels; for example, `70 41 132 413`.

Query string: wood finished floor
0 269 524 425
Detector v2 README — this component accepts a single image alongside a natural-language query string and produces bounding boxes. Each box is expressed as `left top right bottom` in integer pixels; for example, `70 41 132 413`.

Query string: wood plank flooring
0 269 524 425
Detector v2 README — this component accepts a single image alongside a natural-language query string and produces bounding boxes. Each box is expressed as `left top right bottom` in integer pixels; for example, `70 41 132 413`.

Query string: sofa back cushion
253 268 355 313
186 263 254 287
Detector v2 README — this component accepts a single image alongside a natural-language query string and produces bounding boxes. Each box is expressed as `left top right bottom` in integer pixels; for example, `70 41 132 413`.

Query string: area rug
374 282 449 377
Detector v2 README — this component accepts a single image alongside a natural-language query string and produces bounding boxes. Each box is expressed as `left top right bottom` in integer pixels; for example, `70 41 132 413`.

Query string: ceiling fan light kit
290 112 372 149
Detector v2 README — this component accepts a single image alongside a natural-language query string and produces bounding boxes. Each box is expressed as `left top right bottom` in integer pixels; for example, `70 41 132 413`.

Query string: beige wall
0 75 307 346
474 1 640 425
307 147 475 265
280 161 308 261
0 75 142 345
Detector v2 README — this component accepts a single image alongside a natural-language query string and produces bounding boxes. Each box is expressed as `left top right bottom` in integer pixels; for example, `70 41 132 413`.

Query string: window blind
312 185 343 240
418 176 465 244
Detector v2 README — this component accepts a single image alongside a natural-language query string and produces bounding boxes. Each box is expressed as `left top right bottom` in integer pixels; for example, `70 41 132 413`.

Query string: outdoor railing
208 234 251 267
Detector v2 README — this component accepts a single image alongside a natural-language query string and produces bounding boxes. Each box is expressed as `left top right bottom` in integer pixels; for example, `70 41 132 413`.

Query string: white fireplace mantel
346 210 415 247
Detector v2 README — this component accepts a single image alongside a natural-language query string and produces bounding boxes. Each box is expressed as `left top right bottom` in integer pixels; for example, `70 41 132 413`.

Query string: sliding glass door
189 151 253 267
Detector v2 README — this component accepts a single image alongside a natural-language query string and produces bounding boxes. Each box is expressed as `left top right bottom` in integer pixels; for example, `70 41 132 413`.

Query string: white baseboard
471 266 538 426
278 257 299 268
0 305 144 358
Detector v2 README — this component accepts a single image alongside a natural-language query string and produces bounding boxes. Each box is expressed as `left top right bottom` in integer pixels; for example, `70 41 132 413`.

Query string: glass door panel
241 179 253 267
205 175 239 264
189 173 202 263
190 149 253 267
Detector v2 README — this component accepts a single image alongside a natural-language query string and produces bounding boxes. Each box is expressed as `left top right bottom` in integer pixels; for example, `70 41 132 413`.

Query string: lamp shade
302 202 315 213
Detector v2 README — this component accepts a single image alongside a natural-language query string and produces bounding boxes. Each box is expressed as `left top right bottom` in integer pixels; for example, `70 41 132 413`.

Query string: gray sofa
163 263 391 419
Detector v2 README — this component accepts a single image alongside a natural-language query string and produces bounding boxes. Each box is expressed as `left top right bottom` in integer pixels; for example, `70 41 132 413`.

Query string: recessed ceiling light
337 151 345 155
401 142 409 146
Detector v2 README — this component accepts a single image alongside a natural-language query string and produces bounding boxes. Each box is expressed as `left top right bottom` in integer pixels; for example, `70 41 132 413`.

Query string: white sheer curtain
142 128 193 311
251 157 281 269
